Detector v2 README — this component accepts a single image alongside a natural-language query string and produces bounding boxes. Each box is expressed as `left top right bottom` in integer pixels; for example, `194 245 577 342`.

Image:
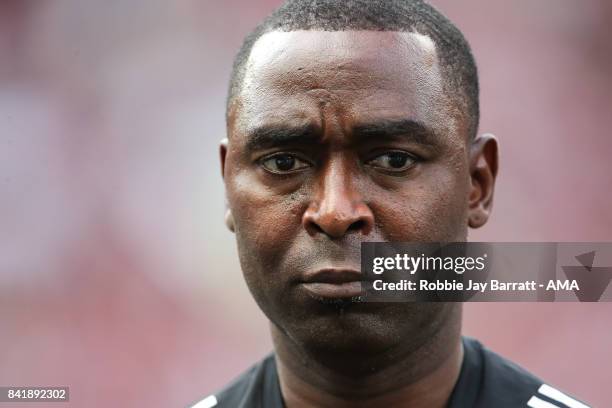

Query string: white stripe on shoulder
191 395 218 408
527 396 560 408
538 384 590 408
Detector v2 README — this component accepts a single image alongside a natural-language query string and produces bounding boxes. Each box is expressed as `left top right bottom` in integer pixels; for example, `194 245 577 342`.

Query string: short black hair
228 0 479 139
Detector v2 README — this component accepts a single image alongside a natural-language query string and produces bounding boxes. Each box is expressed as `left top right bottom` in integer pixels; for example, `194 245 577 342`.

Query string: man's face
222 31 490 355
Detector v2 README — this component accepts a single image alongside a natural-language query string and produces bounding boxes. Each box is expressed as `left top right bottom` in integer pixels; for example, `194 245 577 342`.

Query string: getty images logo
561 251 612 302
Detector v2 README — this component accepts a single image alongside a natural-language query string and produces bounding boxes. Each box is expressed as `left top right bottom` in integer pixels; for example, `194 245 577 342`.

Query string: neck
271 306 463 408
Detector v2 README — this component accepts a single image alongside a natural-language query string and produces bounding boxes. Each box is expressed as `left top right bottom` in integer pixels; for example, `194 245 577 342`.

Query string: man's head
220 0 498 365
227 0 480 140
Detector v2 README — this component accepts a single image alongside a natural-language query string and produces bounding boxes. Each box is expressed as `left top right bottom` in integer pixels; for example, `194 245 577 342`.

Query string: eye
367 151 417 172
260 153 311 174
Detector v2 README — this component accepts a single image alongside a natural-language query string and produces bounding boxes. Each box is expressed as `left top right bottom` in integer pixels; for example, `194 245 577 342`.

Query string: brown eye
368 151 417 172
261 153 310 174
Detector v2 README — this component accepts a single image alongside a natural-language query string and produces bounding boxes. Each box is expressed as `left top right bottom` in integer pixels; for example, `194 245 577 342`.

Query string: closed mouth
302 268 369 284
300 268 368 300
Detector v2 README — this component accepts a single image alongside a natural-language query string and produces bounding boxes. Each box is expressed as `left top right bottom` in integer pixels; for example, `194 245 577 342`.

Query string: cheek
227 171 304 266
374 167 470 241
226 171 307 320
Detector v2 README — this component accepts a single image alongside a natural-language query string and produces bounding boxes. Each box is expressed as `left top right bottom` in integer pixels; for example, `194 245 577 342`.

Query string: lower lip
300 281 364 299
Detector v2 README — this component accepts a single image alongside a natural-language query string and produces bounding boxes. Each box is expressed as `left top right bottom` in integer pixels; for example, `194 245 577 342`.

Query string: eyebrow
352 119 438 145
243 118 438 151
244 123 319 151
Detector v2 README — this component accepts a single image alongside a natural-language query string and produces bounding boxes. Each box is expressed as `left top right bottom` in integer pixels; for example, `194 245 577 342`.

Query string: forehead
231 30 457 139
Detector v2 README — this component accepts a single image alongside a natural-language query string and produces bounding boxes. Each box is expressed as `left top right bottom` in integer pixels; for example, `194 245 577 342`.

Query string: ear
220 138 235 233
468 133 499 228
220 138 228 179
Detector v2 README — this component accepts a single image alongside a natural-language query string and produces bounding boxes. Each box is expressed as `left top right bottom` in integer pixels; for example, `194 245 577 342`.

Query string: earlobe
468 211 486 229
225 208 235 232
467 133 499 229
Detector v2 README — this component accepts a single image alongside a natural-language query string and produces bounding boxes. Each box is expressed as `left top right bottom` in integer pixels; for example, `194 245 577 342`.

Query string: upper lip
302 268 369 284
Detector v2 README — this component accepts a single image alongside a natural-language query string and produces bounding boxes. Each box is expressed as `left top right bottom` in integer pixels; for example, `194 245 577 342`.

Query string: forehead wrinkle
236 30 459 144
243 30 439 95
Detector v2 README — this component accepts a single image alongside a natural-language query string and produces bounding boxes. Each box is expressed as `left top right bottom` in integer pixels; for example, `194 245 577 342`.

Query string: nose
302 159 374 239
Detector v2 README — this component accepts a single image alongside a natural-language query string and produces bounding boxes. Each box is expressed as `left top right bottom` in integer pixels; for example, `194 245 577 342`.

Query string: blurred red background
1 1 610 407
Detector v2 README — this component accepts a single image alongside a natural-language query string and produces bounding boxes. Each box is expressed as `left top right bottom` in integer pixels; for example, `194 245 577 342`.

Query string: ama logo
561 251 612 302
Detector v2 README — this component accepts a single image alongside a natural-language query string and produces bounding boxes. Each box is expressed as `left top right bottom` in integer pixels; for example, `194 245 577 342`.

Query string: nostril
348 220 365 232
303 204 375 238
312 223 325 234
305 219 325 235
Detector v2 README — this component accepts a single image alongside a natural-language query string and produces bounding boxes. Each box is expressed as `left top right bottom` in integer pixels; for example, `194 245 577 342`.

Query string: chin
282 302 427 356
